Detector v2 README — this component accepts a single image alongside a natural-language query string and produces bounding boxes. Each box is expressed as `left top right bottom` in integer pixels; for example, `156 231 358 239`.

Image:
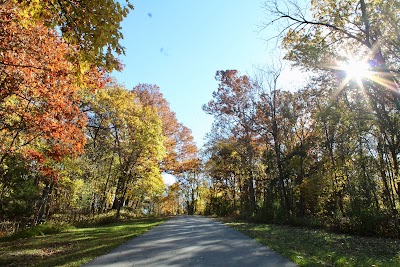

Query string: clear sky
111 0 285 148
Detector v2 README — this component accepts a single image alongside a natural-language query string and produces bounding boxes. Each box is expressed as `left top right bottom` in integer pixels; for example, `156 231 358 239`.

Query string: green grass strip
223 220 400 267
0 217 165 267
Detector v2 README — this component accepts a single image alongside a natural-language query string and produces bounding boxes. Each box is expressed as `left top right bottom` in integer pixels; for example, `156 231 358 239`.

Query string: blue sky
113 0 282 148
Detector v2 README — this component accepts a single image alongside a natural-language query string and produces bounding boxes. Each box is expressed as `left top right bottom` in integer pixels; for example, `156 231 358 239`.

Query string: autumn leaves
0 2 85 176
203 0 400 236
0 1 197 225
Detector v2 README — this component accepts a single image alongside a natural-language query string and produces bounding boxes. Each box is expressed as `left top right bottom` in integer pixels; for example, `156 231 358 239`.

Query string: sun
339 60 370 81
336 56 398 94
333 55 374 97
331 47 400 104
330 55 373 99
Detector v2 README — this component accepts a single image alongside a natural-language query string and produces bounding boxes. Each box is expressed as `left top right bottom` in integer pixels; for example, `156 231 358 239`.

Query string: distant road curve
82 215 297 267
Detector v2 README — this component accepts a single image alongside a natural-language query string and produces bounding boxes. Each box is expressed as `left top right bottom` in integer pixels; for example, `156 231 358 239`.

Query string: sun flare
339 60 370 81
336 56 399 94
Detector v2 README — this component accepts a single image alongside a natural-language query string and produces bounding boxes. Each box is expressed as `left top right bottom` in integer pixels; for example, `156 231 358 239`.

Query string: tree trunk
34 182 53 225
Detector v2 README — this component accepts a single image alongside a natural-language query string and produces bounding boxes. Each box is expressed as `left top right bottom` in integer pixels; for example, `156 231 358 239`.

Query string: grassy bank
0 217 165 267
222 219 400 267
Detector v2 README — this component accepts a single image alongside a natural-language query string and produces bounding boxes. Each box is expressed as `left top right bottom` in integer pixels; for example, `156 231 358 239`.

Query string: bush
72 210 141 227
2 223 72 241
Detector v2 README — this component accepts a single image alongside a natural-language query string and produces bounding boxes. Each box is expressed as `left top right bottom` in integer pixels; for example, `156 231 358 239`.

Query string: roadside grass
0 217 165 267
222 219 400 267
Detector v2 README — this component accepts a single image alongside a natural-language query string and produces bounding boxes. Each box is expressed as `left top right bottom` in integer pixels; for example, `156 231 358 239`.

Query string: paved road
82 215 297 267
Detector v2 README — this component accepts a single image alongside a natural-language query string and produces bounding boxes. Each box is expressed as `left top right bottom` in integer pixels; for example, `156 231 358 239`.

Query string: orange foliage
133 84 200 174
133 84 180 170
0 3 89 173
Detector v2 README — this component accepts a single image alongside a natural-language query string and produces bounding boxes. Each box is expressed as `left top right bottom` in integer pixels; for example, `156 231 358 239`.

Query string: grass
221 219 400 267
0 217 165 267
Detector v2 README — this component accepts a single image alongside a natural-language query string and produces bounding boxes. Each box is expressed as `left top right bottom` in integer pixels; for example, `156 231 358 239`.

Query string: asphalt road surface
82 215 297 267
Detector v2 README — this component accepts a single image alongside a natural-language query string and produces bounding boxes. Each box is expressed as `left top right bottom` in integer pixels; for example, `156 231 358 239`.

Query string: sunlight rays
328 45 400 106
321 36 400 106
364 71 400 93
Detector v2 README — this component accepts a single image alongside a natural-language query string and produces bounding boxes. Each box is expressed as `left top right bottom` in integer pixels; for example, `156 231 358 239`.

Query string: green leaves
15 0 134 71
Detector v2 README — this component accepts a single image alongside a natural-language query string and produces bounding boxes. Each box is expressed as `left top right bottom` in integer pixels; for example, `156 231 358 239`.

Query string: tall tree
88 85 165 217
263 0 400 231
0 2 103 223
0 3 86 163
204 70 260 215
133 84 180 172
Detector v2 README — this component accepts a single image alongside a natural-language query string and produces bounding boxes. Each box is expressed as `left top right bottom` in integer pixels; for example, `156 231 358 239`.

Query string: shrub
2 223 72 241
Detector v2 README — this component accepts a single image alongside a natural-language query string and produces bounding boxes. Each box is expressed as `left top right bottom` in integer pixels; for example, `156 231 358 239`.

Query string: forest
0 0 200 234
202 0 400 237
1 0 400 239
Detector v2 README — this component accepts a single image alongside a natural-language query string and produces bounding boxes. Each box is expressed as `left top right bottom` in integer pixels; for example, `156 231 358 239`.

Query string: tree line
202 0 400 237
0 0 200 233
2 0 400 239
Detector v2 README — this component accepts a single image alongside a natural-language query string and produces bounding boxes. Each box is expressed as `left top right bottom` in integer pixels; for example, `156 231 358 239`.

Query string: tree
204 137 243 215
133 84 180 172
204 70 260 215
0 3 89 223
0 3 86 161
85 84 165 218
264 0 400 231
162 183 182 215
169 124 202 215
15 0 134 71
